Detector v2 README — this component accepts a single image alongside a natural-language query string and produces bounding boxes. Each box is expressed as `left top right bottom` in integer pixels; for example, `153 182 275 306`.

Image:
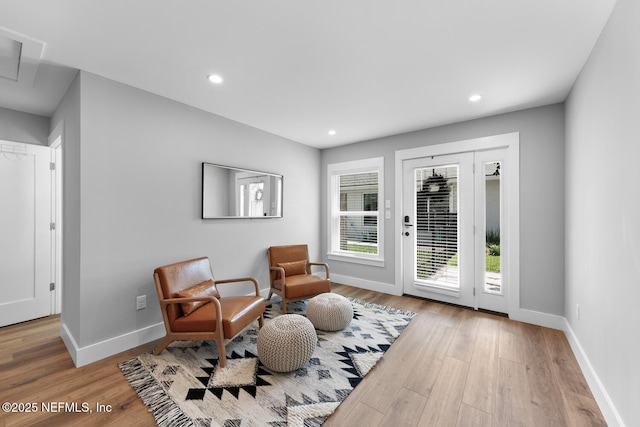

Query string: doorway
0 141 53 326
395 133 519 315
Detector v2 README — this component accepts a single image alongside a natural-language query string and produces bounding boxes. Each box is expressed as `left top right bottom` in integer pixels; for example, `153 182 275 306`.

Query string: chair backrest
154 257 215 323
268 245 311 283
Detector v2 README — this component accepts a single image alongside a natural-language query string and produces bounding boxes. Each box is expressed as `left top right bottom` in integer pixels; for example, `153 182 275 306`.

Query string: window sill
327 252 385 267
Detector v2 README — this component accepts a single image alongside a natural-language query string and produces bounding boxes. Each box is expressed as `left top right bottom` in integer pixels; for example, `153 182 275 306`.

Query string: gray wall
51 73 82 343
52 71 321 355
565 0 640 424
321 104 566 316
0 106 49 145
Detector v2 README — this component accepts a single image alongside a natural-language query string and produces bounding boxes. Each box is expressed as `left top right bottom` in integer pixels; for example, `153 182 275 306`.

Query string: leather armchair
153 256 265 367
267 244 331 314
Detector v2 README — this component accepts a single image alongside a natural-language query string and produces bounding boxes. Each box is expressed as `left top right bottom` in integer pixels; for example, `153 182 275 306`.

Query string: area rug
119 297 415 426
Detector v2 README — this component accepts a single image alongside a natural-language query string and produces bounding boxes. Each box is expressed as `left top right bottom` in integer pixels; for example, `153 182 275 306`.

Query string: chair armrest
215 277 261 297
270 266 286 284
309 262 330 279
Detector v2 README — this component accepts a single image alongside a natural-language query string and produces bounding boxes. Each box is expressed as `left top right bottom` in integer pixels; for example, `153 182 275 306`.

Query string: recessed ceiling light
328 130 336 136
207 74 223 84
469 94 482 102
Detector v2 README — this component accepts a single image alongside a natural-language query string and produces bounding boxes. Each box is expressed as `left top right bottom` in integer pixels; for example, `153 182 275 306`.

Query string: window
328 157 384 266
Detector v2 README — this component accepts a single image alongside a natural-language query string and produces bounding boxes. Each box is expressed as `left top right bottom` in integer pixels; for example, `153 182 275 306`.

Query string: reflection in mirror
202 163 283 218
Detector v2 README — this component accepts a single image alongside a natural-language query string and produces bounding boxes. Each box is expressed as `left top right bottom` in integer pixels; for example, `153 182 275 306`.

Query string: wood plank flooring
0 283 607 426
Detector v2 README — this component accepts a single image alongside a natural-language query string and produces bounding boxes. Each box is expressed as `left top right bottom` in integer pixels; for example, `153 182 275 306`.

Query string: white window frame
327 157 385 267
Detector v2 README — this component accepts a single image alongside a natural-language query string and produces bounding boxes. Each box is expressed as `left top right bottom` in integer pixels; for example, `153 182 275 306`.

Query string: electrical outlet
136 295 147 310
576 303 580 320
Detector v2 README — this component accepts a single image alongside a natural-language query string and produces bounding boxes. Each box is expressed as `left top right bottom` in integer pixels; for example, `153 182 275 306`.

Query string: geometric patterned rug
119 297 415 426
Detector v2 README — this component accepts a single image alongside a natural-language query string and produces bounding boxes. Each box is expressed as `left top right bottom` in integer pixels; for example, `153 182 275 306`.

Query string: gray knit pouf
307 293 353 331
257 314 317 372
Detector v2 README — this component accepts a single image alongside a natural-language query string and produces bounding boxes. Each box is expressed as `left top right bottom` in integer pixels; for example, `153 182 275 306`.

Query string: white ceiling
0 1 617 149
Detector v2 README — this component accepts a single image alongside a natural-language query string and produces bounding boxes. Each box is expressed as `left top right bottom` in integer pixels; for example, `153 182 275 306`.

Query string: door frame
49 121 63 315
394 132 520 316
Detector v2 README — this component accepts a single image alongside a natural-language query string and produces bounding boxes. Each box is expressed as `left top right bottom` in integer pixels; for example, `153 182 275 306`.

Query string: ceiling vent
0 27 44 87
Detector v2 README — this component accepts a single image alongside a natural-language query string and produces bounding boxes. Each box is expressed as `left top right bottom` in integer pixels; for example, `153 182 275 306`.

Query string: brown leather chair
153 256 265 367
267 244 331 314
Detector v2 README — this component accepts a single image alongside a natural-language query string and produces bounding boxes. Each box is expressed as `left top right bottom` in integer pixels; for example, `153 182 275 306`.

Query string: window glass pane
484 161 502 294
415 165 459 288
340 215 378 254
339 172 378 212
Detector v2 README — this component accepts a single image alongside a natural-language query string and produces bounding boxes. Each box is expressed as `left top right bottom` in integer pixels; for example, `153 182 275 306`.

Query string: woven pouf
257 314 317 372
307 293 353 331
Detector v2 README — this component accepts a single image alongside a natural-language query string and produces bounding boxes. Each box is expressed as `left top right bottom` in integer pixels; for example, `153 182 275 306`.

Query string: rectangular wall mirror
202 163 283 219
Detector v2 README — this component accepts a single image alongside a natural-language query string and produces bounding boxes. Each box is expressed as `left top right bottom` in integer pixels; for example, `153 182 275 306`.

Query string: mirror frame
201 162 283 219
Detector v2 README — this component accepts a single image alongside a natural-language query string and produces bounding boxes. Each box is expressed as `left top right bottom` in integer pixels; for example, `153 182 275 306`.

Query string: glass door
402 153 475 307
402 149 509 313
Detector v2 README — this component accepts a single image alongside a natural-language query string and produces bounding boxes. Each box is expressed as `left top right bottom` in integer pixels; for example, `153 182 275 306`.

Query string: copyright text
2 401 112 414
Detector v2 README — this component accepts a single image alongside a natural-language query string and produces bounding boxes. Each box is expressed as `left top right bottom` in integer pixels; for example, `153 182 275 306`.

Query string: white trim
61 321 165 367
509 308 565 330
330 273 401 296
48 121 63 315
59 322 79 366
395 132 519 317
328 253 384 267
563 320 625 427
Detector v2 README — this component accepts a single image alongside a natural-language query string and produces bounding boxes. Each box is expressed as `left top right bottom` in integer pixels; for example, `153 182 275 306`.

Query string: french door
401 148 509 314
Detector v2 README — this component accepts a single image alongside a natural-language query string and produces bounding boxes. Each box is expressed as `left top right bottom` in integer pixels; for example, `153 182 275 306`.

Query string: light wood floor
0 284 606 426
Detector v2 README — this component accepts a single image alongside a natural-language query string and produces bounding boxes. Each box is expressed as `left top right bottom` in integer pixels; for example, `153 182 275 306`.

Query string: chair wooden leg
216 337 227 368
258 314 264 328
267 290 273 302
282 300 287 314
153 336 174 356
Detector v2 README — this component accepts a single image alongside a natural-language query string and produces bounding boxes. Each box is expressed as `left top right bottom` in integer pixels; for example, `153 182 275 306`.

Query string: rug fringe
118 357 194 427
346 297 416 318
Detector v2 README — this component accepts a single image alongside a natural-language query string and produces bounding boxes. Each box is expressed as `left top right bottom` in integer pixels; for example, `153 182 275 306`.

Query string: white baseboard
509 308 566 330
59 322 80 366
563 320 625 427
60 321 165 368
330 274 402 296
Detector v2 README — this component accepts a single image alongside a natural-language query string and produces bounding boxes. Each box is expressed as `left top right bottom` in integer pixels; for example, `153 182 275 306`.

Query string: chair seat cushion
172 295 264 337
273 274 331 299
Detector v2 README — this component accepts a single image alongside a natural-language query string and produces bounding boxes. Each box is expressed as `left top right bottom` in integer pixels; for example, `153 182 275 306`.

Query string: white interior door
402 149 509 313
0 141 52 327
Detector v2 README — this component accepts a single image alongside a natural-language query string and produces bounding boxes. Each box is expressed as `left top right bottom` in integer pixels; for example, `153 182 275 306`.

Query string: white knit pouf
257 314 317 372
306 293 353 331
